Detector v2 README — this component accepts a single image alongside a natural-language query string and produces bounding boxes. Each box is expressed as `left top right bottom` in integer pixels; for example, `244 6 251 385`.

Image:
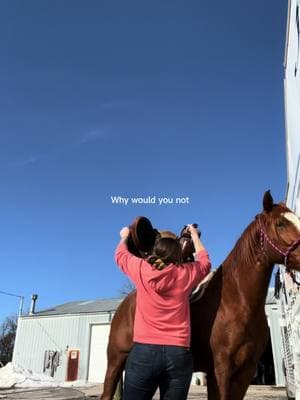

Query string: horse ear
263 190 274 212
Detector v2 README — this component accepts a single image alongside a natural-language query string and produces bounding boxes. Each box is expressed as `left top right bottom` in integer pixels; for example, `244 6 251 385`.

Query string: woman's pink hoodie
115 242 211 347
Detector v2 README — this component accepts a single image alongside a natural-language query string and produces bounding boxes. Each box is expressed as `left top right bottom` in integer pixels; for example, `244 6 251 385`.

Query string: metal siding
285 0 300 206
13 313 112 382
265 304 286 386
282 1 300 398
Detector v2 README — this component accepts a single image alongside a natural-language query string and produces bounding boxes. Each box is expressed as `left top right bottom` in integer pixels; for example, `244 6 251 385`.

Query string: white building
279 0 300 399
265 290 285 387
12 298 122 383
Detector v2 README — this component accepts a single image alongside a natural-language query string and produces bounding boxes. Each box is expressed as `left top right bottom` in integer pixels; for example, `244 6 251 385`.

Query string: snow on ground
0 363 92 389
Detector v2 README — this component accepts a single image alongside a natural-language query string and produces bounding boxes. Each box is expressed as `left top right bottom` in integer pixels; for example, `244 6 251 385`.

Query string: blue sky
0 1 288 320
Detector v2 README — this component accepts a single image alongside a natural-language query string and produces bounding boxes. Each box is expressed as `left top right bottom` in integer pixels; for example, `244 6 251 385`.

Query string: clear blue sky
0 0 288 320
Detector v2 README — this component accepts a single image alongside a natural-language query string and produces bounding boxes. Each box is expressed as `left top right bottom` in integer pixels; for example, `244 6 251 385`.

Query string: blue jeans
124 343 193 400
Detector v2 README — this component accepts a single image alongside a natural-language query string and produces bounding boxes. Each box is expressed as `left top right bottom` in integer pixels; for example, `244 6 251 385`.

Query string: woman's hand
120 226 130 240
187 224 205 253
187 224 199 239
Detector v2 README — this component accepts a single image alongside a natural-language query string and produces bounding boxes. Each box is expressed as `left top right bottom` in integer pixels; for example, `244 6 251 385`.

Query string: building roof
30 298 124 317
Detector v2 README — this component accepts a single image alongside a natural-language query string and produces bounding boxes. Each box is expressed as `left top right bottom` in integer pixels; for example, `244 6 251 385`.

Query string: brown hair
147 237 182 268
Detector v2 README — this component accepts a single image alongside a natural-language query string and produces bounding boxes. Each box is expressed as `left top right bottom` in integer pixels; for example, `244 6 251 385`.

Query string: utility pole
0 290 24 317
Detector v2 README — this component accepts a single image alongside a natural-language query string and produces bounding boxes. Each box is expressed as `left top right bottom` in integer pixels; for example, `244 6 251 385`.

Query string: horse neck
222 220 274 308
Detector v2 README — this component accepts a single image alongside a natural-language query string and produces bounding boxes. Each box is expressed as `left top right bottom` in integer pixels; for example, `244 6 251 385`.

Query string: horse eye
276 219 288 228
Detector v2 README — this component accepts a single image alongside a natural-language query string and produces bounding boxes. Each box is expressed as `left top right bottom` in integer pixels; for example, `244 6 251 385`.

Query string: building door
66 349 80 381
88 324 111 383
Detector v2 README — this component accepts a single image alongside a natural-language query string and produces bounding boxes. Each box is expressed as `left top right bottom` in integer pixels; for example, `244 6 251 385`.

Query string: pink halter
258 216 300 269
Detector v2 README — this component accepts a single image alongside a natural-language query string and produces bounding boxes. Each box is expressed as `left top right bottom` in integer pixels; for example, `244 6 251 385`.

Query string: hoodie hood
146 263 177 294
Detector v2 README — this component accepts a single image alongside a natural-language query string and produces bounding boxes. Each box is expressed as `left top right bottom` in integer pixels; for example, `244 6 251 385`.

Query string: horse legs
214 368 231 400
113 376 124 400
207 371 221 400
210 352 234 400
212 360 257 400
229 361 257 400
101 352 127 400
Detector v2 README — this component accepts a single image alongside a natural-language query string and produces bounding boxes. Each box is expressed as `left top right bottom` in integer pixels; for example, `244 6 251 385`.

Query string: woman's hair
147 237 182 269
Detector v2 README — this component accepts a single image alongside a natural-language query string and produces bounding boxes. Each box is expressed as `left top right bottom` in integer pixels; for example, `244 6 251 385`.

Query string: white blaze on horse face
181 240 187 252
283 212 300 233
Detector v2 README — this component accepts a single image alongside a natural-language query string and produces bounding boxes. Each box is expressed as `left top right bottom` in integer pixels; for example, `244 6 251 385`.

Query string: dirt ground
0 385 287 399
82 384 287 399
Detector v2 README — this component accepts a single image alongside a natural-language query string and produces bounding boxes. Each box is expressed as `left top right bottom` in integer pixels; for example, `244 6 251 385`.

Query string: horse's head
177 224 201 262
258 190 300 271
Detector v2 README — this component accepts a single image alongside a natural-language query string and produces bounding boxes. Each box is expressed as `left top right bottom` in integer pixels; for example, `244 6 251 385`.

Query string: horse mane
222 217 260 271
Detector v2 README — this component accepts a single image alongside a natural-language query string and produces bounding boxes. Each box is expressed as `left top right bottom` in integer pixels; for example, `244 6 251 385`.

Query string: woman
115 224 211 400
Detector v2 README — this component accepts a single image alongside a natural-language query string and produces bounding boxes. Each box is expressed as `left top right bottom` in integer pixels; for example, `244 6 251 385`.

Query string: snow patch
0 363 92 389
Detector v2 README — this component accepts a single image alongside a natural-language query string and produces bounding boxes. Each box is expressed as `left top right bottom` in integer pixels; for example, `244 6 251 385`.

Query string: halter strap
258 216 300 269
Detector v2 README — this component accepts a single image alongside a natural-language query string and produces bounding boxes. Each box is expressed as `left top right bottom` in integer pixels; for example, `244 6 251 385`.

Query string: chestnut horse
101 192 300 400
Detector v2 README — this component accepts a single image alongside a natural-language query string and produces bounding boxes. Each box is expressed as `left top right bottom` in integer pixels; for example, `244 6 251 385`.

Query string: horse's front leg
211 348 237 400
213 363 231 400
213 343 259 400
207 371 221 400
213 361 256 400
101 350 128 400
229 360 257 400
